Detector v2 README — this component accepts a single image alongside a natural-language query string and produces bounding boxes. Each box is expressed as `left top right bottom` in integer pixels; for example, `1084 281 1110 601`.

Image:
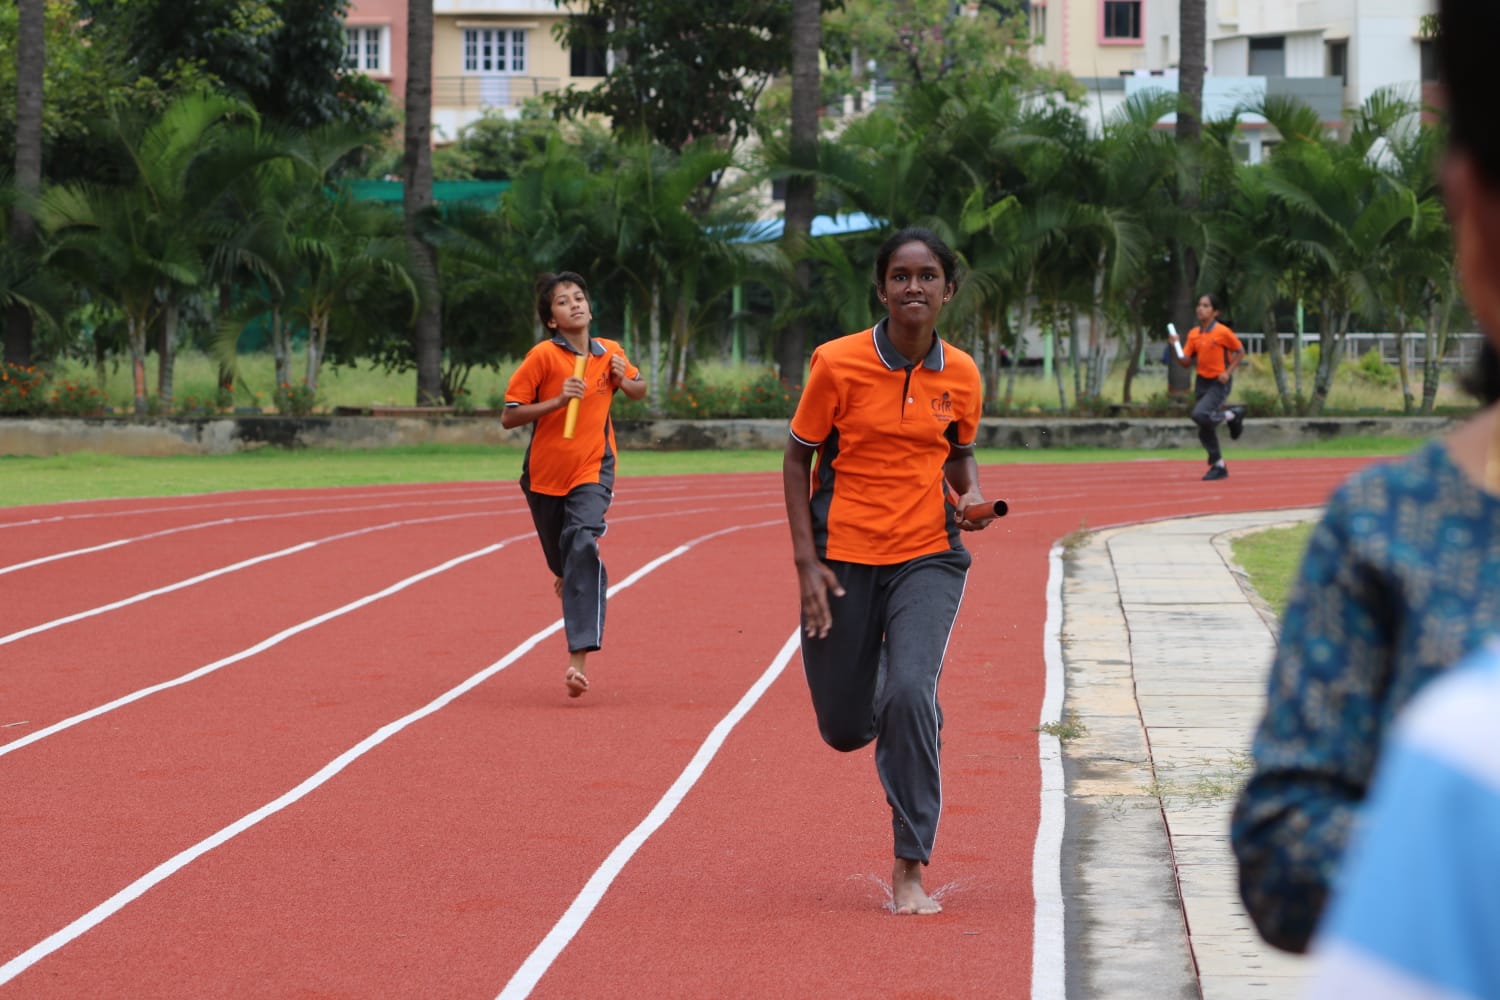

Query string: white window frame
344 25 388 75
463 28 528 75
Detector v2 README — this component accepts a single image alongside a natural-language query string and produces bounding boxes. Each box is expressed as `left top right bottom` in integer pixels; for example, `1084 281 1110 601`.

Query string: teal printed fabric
1231 439 1500 953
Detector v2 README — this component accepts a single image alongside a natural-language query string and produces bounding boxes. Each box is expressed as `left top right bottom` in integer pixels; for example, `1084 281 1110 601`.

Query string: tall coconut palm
404 0 442 405
5 0 45 366
284 191 416 393
1258 95 1421 414
775 0 824 386
210 122 386 394
604 139 736 395
42 92 273 412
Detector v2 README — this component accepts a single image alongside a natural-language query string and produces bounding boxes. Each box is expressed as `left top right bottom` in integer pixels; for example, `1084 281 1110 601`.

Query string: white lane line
0 512 498 647
0 489 769 577
0 523 782 986
0 539 506 758
0 498 511 576
497 627 801 1000
0 483 508 529
0 478 706 530
1031 543 1067 1000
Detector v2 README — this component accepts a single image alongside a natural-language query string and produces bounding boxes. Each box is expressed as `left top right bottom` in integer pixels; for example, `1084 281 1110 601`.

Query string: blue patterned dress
1231 439 1500 953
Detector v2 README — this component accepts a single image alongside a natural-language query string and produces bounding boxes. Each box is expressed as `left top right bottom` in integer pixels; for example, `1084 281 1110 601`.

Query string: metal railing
1237 331 1484 369
432 76 563 109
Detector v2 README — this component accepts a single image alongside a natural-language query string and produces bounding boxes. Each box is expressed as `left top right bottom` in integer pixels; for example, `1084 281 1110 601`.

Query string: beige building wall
1030 1 1153 78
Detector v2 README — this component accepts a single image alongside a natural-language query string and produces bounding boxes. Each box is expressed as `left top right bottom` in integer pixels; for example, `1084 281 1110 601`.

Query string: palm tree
285 191 416 394
42 92 272 412
1257 94 1422 414
210 122 387 395
0 180 66 346
604 139 735 396
404 0 442 406
6 0 45 367
775 0 823 386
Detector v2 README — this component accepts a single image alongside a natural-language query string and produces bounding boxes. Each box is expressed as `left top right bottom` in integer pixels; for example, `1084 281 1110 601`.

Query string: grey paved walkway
1060 509 1322 1000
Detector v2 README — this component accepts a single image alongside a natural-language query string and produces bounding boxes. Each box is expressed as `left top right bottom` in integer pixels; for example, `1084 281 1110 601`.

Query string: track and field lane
0 457 1394 998
0 518 790 997
0 517 538 731
491 455 1390 1000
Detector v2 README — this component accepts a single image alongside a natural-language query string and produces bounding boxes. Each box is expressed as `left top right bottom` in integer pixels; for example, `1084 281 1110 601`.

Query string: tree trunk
1310 302 1348 415
1169 1 1206 398
1068 309 1083 405
1264 306 1290 413
404 0 443 405
157 301 178 408
1051 318 1068 410
1393 310 1414 414
128 313 150 414
648 282 662 403
272 308 292 391
774 0 821 389
305 312 327 391
1177 0 1206 145
5 0 45 367
1293 298 1306 411
1421 282 1456 414
1121 326 1143 404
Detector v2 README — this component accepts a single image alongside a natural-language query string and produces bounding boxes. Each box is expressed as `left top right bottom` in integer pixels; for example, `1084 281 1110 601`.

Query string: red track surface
0 456 1382 998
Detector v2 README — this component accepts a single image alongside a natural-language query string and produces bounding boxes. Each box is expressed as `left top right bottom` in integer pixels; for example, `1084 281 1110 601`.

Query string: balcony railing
433 76 563 109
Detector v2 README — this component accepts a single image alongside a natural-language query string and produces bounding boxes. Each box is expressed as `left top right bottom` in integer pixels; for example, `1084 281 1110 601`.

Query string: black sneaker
1203 465 1229 481
1227 405 1247 441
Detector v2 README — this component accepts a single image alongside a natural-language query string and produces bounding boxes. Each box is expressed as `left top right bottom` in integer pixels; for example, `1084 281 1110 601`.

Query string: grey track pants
1192 375 1233 466
522 482 610 654
799 546 971 864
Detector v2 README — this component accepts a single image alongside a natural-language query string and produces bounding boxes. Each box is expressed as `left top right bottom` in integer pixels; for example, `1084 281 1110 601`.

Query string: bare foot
564 651 590 698
553 576 564 597
891 859 942 915
564 665 589 697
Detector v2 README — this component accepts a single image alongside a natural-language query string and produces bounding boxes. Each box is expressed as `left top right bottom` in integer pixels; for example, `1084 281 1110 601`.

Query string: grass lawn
1231 522 1316 619
0 434 1419 616
0 435 1430 509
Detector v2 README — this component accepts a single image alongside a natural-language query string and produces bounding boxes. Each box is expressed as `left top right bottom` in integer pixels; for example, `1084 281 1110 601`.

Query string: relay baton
1167 323 1185 360
562 352 587 439
945 481 1008 522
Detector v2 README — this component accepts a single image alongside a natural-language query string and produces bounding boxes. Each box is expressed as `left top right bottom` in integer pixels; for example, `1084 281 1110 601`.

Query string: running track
0 456 1384 998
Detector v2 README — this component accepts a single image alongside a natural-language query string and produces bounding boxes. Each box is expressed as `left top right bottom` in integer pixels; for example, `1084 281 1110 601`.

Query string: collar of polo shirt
871 318 946 372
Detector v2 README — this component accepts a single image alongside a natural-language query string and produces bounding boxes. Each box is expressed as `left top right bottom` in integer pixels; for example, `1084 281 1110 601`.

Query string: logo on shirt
930 391 954 422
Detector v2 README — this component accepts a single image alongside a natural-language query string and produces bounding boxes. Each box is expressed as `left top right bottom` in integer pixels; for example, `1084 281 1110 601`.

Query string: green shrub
1350 348 1398 388
1236 386 1284 416
736 369 796 418
49 380 111 416
0 363 49 415
273 382 320 417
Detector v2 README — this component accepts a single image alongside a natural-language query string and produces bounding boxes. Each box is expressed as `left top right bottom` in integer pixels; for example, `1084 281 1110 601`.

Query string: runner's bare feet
891 859 942 915
564 650 590 698
553 575 564 597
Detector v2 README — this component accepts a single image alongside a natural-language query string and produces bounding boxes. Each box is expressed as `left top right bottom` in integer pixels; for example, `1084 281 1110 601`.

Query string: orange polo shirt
505 335 640 496
1184 322 1243 380
789 321 983 565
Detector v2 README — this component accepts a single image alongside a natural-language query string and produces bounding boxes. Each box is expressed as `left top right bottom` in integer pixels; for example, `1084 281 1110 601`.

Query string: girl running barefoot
783 228 998 914
503 272 646 697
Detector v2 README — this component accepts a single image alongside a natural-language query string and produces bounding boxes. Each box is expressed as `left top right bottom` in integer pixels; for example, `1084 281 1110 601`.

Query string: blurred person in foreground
1303 641 1500 998
1230 0 1500 957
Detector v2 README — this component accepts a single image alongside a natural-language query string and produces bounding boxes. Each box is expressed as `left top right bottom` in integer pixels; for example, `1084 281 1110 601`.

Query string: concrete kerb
0 414 1457 457
1057 509 1322 1000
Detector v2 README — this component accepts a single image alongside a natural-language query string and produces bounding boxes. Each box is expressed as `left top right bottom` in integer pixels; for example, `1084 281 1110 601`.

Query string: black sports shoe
1227 405 1247 441
1203 465 1229 481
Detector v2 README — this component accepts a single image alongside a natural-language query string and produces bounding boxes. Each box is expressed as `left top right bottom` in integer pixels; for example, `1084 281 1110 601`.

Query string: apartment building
342 0 605 141
1027 0 1436 150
